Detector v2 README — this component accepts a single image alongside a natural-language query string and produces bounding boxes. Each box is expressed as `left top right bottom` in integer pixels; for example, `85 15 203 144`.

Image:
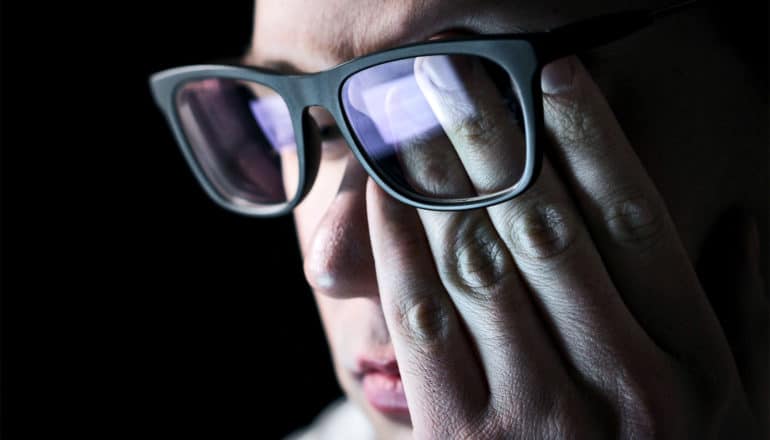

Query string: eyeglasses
149 1 698 217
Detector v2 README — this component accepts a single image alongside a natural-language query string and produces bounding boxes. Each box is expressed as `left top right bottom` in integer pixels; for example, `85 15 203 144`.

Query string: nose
301 119 379 300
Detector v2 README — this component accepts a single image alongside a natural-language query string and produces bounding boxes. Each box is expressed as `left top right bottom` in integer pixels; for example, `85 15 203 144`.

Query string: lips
358 358 400 376
357 357 410 418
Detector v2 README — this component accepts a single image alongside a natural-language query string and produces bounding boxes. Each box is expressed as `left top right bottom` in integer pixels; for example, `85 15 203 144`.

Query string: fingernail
541 57 575 95
419 55 472 92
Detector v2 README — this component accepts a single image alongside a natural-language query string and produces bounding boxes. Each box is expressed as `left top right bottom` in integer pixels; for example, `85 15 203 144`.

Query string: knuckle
400 148 458 197
545 90 602 148
455 111 500 147
508 202 579 263
442 214 514 296
601 191 667 252
393 291 452 349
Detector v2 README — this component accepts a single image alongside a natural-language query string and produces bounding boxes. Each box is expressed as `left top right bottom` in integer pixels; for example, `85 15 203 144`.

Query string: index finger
413 54 528 195
365 179 489 436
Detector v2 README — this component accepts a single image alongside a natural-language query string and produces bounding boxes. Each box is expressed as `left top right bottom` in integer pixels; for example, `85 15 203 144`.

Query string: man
152 0 768 437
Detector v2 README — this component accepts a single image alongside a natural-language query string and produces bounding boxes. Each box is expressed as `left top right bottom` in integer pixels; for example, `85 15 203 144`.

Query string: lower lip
362 372 410 417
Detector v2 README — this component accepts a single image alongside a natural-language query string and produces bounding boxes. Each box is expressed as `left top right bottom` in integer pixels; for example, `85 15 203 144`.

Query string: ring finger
385 56 574 416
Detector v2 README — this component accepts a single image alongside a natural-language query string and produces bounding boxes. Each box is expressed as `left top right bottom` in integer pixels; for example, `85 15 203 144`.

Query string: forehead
251 0 656 72
252 0 467 70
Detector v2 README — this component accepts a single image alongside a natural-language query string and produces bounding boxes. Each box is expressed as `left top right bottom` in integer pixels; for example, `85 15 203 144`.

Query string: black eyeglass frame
149 2 699 217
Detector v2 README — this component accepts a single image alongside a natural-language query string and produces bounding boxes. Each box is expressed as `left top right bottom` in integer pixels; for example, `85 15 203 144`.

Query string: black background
2 2 342 438
4 2 765 439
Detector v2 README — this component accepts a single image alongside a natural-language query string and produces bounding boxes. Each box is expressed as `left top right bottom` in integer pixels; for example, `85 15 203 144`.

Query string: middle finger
415 52 666 401
386 56 573 413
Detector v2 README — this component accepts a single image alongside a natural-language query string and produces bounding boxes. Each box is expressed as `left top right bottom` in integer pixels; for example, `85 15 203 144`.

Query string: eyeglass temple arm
534 0 700 64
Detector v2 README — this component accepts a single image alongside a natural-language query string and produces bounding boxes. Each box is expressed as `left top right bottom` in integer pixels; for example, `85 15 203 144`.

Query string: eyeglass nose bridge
284 69 371 209
283 71 357 210
289 71 340 108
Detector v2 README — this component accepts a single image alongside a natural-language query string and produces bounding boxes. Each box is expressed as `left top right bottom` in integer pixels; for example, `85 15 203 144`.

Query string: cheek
312 294 359 395
313 295 365 374
314 293 343 348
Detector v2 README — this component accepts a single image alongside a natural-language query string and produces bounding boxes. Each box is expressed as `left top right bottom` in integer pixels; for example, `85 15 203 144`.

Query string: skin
247 0 768 437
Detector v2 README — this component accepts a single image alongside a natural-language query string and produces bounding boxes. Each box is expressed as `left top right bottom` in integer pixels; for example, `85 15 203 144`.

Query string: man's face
249 0 763 436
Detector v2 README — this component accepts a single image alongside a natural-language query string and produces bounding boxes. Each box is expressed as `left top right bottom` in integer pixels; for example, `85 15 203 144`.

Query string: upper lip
356 357 400 378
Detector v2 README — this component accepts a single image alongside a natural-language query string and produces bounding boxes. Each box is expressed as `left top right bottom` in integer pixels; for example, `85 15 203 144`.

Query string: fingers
385 65 573 419
383 60 473 199
541 56 732 371
490 161 672 410
412 52 705 430
391 51 668 426
369 50 750 436
416 54 665 395
413 207 574 420
384 100 471 198
367 176 577 438
365 179 488 436
413 55 527 194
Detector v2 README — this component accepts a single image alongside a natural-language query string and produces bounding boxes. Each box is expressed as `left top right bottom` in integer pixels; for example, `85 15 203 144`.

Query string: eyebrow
259 59 305 75
253 27 475 75
256 25 604 76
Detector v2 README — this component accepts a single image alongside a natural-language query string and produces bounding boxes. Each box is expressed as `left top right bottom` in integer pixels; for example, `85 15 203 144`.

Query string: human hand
366 55 767 438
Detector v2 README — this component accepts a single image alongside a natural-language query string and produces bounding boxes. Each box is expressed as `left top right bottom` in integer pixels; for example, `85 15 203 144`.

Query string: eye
319 123 341 140
318 123 349 160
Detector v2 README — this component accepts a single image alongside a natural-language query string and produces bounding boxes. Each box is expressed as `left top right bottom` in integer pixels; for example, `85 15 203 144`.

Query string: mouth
355 357 410 419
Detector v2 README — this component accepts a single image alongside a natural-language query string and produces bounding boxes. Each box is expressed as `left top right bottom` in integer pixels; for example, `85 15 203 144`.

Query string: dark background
2 2 342 438
3 2 765 439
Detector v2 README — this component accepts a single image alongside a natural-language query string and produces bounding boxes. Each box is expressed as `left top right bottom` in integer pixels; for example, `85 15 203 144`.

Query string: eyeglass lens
175 78 300 207
341 55 527 201
173 54 527 208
